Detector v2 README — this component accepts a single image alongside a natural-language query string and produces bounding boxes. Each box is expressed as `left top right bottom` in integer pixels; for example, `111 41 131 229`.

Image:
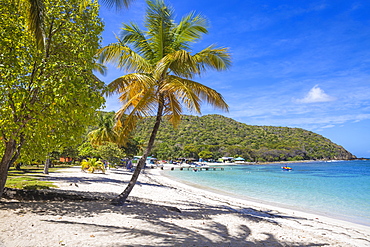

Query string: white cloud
321 124 335 129
296 85 336 103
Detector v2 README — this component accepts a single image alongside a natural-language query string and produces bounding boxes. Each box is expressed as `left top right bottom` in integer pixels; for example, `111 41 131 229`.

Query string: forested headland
133 114 355 162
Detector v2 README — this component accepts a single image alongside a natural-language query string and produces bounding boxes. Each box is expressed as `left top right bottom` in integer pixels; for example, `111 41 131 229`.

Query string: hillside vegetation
133 114 355 162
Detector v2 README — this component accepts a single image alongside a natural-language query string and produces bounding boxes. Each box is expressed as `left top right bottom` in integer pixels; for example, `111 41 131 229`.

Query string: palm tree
81 158 105 173
88 112 122 147
98 0 231 205
16 0 135 49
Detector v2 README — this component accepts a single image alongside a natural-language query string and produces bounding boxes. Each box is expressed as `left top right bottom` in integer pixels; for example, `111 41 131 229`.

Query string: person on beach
126 160 133 171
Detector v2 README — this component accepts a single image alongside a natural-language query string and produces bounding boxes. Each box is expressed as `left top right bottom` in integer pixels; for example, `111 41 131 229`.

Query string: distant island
133 114 356 162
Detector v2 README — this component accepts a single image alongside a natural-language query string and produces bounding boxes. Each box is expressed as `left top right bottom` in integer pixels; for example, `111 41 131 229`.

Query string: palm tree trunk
111 99 165 205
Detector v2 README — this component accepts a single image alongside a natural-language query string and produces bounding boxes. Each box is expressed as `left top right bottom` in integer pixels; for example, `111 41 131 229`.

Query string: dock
169 166 224 171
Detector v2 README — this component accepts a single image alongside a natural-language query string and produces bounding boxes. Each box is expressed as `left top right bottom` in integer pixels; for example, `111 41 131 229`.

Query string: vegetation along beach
1 0 370 246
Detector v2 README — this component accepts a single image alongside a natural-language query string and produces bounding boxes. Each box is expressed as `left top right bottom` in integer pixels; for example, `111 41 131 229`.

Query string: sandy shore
1 166 369 247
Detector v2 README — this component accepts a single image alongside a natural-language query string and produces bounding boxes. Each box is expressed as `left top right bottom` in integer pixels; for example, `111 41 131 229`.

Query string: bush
81 158 105 173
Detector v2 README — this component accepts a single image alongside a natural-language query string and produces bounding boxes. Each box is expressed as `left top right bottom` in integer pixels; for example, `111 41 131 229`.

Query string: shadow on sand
0 188 328 247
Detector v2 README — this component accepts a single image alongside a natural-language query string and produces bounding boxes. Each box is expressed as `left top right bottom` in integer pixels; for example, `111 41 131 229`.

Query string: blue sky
97 0 370 158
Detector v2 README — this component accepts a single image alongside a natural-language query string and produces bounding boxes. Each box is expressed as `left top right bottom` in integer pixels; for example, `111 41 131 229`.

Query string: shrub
81 158 105 173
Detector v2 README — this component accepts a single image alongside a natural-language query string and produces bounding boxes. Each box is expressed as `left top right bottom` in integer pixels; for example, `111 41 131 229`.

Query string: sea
164 160 370 226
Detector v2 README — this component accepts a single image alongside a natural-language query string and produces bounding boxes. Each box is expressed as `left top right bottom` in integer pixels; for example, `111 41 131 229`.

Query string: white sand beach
1 166 369 247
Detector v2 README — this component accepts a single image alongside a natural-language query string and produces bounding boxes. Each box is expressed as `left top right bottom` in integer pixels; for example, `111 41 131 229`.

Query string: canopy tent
234 157 245 161
221 157 234 160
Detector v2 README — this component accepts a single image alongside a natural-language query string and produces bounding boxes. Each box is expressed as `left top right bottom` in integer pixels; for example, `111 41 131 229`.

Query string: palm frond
27 0 45 50
153 50 200 81
164 92 182 127
81 0 134 10
118 84 158 117
97 42 150 73
120 23 155 60
115 86 158 137
145 0 174 60
106 73 155 96
93 62 107 76
110 73 158 120
173 11 208 50
194 45 232 72
164 75 202 113
164 75 229 113
88 113 120 146
168 50 198 78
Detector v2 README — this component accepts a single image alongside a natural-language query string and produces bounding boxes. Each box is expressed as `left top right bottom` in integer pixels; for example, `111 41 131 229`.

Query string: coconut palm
98 0 231 205
88 112 121 147
16 0 135 49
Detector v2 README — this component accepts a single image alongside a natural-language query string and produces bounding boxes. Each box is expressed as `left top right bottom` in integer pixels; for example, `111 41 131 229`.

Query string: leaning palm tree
98 0 231 205
15 0 135 49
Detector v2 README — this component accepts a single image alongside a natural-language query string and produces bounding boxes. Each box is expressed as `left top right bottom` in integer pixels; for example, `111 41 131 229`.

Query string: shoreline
159 165 369 227
155 168 370 229
0 166 369 246
194 159 358 166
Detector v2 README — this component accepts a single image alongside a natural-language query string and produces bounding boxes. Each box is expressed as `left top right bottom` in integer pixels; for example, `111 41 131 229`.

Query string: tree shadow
0 197 329 247
0 166 332 246
42 177 163 189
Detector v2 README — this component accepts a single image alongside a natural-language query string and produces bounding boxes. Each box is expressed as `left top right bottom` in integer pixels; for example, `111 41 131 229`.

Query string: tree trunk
0 135 25 198
43 157 50 174
111 100 164 206
0 140 16 198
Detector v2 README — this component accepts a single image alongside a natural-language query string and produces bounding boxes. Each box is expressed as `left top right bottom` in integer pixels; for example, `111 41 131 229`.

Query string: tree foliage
81 158 105 173
96 142 125 165
84 111 141 159
13 0 135 50
0 0 105 197
88 111 122 147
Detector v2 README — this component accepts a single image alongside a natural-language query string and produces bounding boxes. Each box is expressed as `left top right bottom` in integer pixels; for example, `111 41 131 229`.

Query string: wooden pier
169 166 224 171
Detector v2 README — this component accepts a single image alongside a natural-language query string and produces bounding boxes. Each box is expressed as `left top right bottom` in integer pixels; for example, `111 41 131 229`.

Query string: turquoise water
164 160 370 226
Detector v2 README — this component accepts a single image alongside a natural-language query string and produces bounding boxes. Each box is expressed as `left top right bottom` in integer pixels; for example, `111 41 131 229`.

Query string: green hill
133 114 355 162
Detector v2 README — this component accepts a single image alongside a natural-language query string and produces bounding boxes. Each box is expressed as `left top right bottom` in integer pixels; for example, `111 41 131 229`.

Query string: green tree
198 150 213 160
14 0 135 50
99 0 231 205
78 141 99 158
183 145 200 159
123 138 141 158
0 0 104 197
96 142 124 165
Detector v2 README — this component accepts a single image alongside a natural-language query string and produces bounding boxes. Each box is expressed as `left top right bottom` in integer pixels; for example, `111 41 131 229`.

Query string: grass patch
5 165 73 190
5 176 56 190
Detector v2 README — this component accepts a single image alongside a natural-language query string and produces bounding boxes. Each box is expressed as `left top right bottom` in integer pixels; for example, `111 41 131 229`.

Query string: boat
282 166 292 170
